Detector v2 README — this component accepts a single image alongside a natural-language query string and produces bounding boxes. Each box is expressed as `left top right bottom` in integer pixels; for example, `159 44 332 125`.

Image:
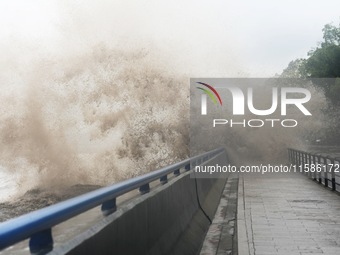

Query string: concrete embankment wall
51 151 229 255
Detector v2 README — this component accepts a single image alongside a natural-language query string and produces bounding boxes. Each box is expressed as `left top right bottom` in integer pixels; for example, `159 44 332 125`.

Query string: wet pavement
200 174 238 255
238 172 340 255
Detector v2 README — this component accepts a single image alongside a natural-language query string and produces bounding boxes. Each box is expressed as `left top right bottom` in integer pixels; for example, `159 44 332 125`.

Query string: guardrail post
324 158 328 188
288 148 339 192
312 154 317 181
174 169 180 176
29 228 53 255
331 159 336 191
160 175 168 184
303 152 306 166
302 152 306 172
101 198 117 216
139 183 150 194
294 150 298 165
308 153 312 178
318 156 322 184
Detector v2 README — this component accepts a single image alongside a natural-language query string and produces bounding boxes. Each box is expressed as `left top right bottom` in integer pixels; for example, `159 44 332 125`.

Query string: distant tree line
281 22 340 145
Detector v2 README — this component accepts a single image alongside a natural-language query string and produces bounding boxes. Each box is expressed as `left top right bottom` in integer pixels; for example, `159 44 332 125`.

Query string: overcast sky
0 0 339 77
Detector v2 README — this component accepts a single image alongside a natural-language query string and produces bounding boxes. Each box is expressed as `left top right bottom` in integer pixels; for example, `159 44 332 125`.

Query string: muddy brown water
0 184 101 223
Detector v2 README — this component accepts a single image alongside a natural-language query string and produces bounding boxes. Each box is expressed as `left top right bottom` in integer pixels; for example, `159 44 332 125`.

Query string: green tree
304 44 340 78
322 23 340 46
281 58 307 78
283 22 340 105
282 22 340 144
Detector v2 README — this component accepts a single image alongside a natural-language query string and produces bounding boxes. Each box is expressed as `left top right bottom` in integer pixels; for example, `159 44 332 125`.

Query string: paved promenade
238 172 340 255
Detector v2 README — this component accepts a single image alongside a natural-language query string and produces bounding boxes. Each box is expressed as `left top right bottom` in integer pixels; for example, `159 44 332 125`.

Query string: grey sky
0 0 339 77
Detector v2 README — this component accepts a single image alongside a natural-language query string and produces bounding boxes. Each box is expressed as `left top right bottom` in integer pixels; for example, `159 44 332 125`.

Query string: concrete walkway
200 174 238 255
238 172 340 255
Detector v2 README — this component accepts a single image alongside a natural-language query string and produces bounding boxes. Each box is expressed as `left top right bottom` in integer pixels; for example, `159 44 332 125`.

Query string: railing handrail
287 147 340 192
0 147 225 252
288 148 340 162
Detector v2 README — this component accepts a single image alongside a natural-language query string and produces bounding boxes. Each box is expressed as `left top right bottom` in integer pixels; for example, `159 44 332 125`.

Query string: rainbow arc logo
196 82 223 106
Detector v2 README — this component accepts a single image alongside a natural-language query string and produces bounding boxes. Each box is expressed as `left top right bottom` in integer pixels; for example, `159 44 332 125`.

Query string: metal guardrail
0 147 225 254
288 148 340 191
